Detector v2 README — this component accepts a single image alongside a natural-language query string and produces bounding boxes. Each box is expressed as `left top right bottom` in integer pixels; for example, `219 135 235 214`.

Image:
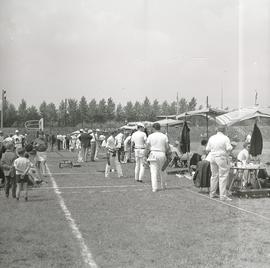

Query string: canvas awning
216 107 270 126
154 118 185 127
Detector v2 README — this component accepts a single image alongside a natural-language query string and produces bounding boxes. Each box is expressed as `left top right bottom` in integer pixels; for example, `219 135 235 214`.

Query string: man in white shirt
105 131 123 178
12 130 23 149
131 123 147 182
115 129 124 162
144 123 170 192
123 133 132 164
237 142 251 188
206 126 233 201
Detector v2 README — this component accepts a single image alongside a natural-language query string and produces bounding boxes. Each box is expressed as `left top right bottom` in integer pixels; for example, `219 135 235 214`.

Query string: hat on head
137 122 145 128
96 129 100 132
152 122 161 130
79 129 84 133
15 129 19 133
88 129 93 133
0 130 3 134
216 125 226 133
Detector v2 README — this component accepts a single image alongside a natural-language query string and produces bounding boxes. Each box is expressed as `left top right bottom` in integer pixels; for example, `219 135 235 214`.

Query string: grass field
1 146 270 268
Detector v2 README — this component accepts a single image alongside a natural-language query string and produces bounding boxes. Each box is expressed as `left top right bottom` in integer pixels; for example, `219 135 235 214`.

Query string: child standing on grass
14 148 31 201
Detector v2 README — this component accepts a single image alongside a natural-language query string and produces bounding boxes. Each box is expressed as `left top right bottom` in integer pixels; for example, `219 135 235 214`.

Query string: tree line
2 96 200 128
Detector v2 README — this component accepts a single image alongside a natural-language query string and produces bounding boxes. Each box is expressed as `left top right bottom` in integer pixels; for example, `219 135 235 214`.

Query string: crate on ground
59 160 73 168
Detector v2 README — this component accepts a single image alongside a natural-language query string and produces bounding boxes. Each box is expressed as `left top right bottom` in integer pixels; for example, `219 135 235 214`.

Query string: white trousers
134 149 145 181
209 155 230 198
105 152 123 178
149 151 166 191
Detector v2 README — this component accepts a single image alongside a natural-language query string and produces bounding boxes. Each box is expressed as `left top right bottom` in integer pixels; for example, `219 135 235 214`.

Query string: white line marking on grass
47 167 98 268
100 188 146 193
50 172 94 176
185 188 270 222
60 188 146 194
34 184 150 190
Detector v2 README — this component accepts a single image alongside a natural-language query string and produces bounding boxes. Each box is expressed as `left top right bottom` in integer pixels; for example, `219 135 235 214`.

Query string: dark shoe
16 198 19 201
138 180 143 183
25 197 28 202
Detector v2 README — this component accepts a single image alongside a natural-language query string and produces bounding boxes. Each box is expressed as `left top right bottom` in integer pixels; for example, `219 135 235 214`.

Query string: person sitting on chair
169 141 183 168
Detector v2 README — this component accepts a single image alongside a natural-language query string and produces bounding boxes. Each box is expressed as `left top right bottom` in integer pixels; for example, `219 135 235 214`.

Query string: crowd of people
0 129 49 201
103 123 171 192
1 123 269 202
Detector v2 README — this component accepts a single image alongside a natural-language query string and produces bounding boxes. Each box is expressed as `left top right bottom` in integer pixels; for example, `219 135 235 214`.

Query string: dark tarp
180 121 190 154
249 123 263 157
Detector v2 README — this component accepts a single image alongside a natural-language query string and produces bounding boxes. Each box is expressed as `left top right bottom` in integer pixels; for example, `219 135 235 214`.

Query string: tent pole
206 114 209 139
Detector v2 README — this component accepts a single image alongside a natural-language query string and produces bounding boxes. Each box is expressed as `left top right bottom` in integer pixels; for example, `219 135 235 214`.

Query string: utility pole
206 96 209 139
176 92 179 115
1 89 6 129
221 70 226 109
255 90 258 106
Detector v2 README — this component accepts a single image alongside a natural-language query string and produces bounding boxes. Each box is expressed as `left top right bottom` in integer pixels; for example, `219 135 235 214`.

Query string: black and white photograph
1 0 270 267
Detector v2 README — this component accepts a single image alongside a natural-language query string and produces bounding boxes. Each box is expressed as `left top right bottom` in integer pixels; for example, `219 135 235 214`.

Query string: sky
0 0 269 110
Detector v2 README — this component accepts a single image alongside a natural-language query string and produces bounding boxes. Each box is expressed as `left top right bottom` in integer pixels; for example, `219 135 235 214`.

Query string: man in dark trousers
79 129 92 162
1 143 17 198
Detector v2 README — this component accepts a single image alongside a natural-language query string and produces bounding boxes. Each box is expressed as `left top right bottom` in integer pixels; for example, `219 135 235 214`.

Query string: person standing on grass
237 142 251 188
14 148 31 201
56 133 62 151
89 129 96 162
105 131 123 178
12 130 23 150
206 125 233 201
65 134 70 151
115 129 125 163
79 129 92 162
33 132 48 177
144 123 170 192
94 129 100 161
131 123 147 182
1 143 17 198
50 134 57 152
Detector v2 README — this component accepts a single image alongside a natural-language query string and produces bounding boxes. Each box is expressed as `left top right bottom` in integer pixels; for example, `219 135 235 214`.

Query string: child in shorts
14 148 31 201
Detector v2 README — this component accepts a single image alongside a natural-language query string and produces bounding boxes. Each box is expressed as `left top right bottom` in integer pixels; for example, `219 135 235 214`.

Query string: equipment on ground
59 160 73 168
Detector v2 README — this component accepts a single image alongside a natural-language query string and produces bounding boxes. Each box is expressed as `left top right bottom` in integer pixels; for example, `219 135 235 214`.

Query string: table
229 165 266 192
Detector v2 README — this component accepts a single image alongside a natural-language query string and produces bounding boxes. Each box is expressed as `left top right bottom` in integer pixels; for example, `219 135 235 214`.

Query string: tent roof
216 106 270 126
176 108 227 119
154 118 185 127
156 115 176 119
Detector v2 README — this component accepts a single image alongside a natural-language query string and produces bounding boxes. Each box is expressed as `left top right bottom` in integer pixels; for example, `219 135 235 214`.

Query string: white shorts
36 151 47 162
